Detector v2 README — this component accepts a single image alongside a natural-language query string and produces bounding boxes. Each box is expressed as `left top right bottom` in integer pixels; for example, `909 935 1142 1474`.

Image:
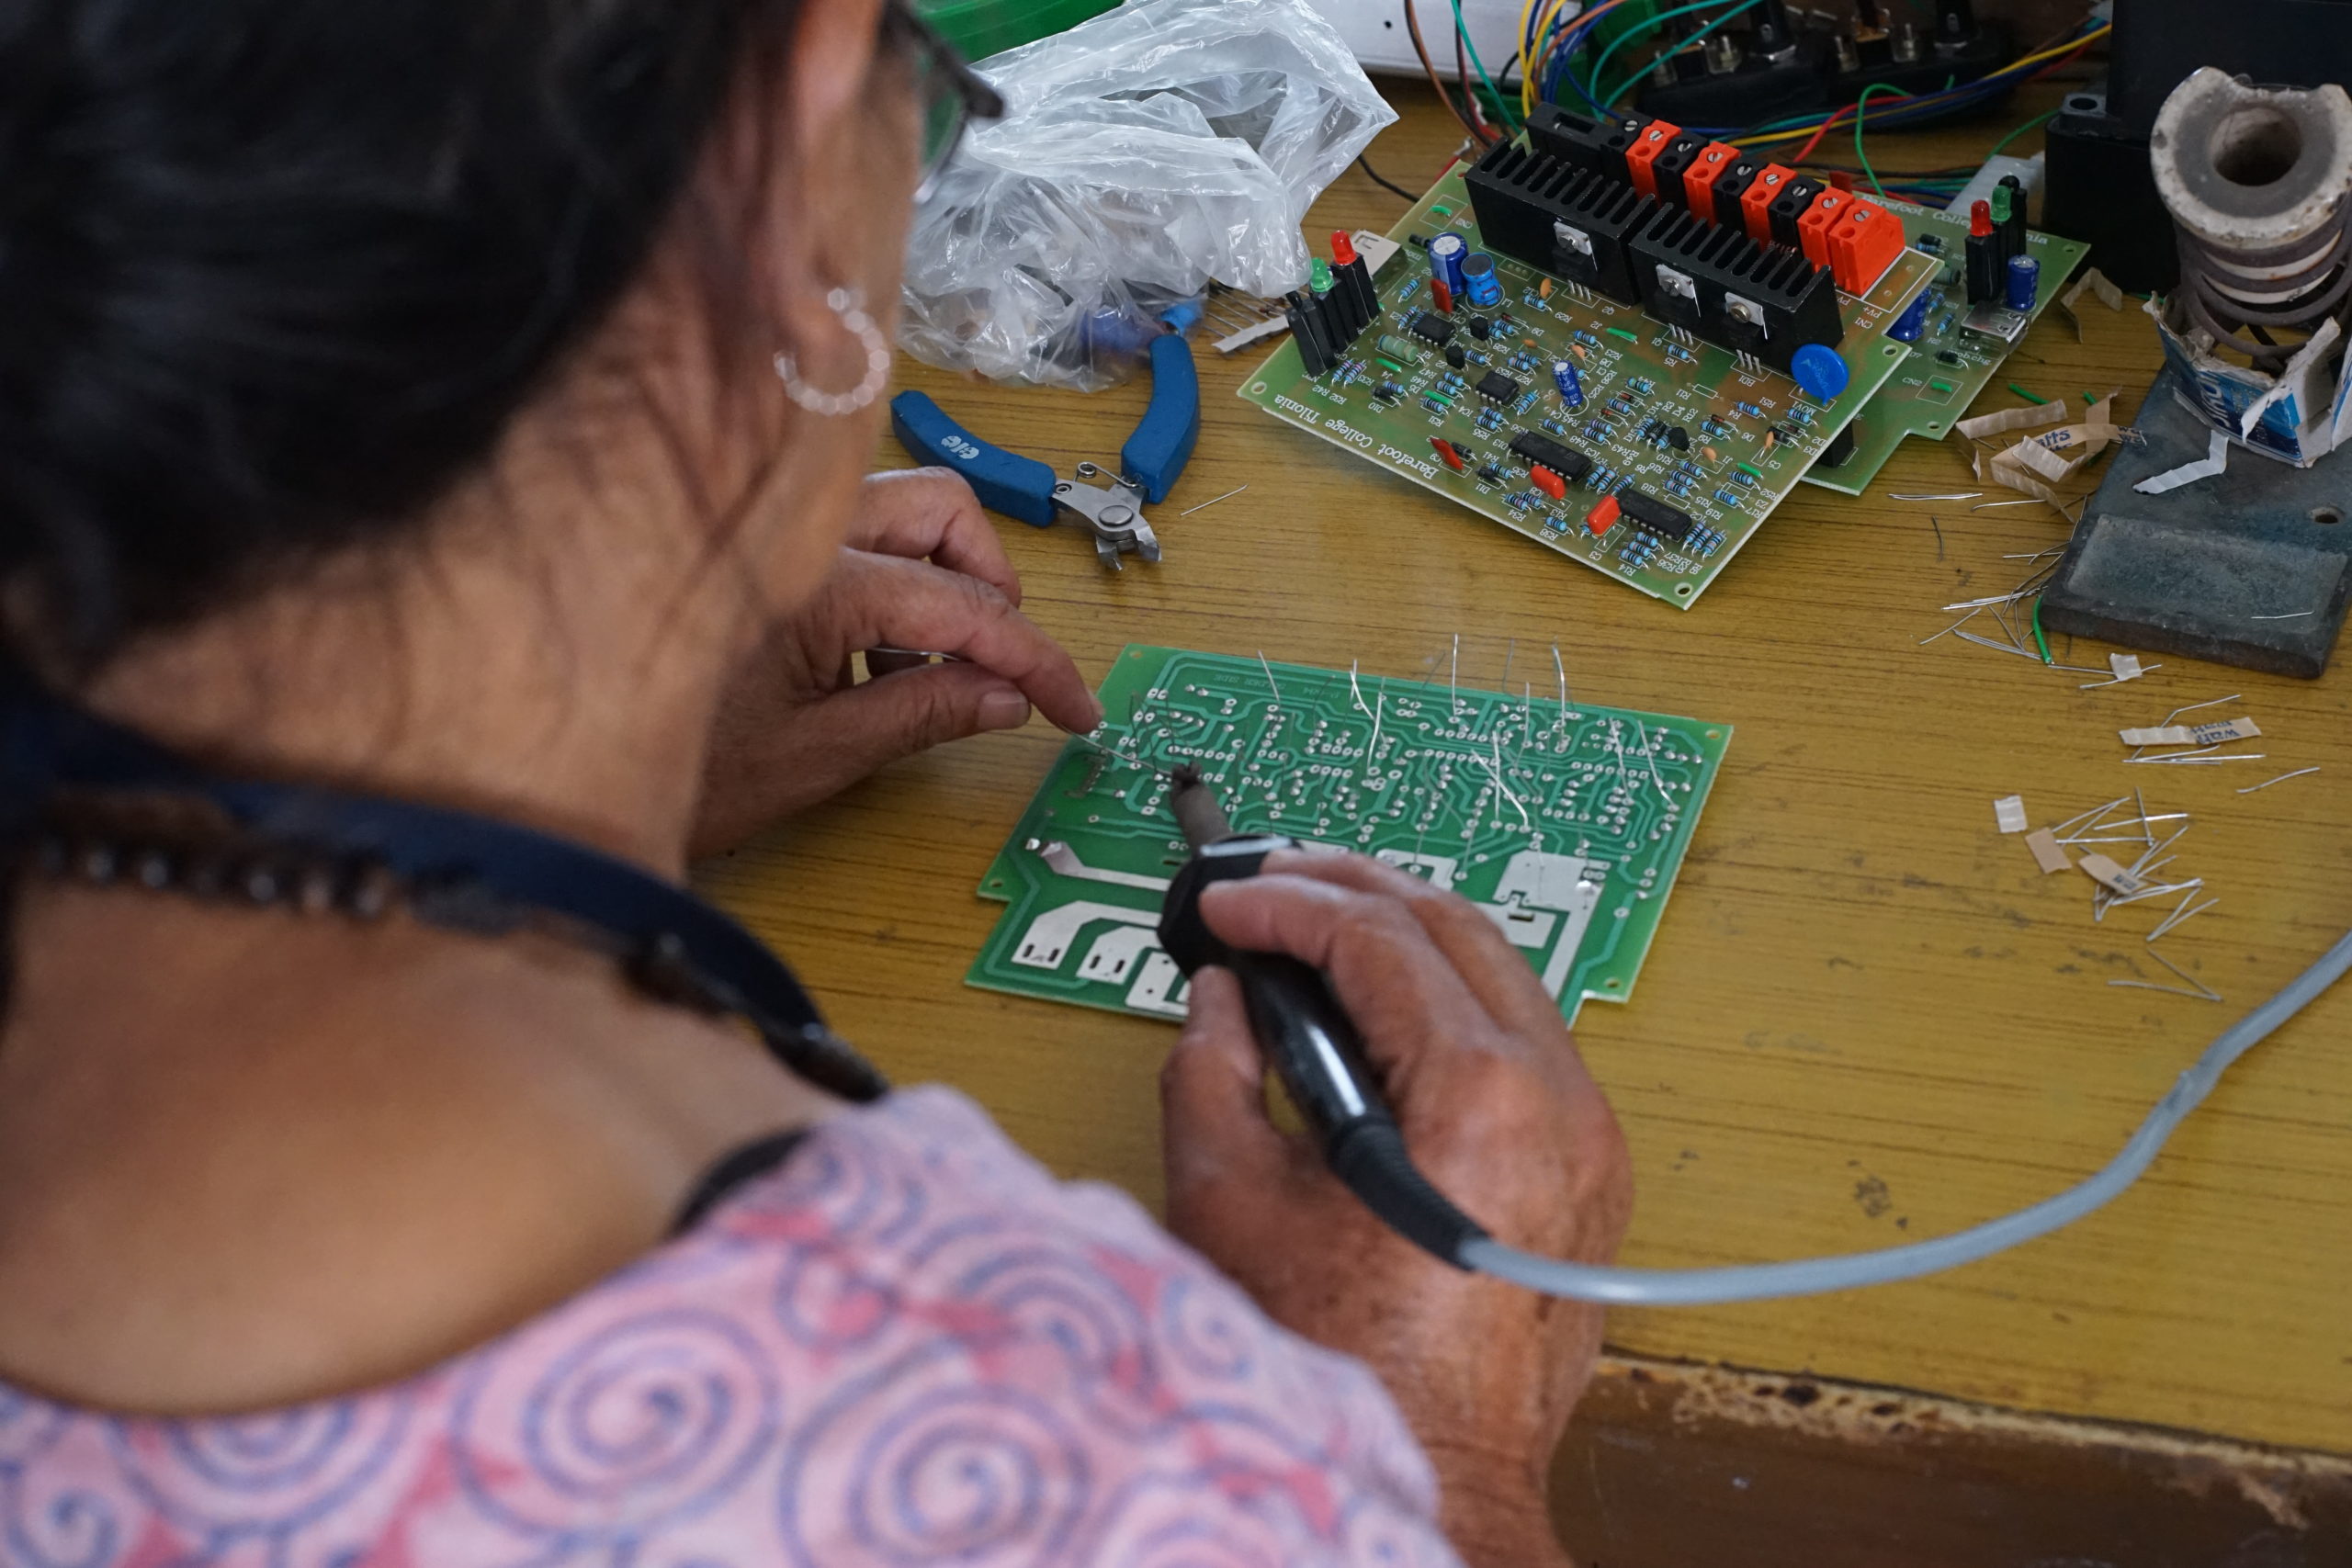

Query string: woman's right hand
1159 851 1634 1568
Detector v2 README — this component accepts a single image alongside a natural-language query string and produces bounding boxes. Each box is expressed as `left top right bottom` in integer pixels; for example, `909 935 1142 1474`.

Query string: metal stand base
2039 367 2352 679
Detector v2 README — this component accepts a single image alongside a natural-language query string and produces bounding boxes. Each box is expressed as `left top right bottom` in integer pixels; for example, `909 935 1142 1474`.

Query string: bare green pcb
1237 165 1934 609
1802 198 2091 496
969 646 1730 1025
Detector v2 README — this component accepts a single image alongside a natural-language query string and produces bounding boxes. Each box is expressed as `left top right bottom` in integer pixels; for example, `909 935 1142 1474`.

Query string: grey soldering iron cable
1459 920 2352 1303
1157 761 2352 1306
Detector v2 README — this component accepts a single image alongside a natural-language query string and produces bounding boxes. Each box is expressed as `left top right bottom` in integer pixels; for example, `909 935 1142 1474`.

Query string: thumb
818 660 1035 775
1160 966 1298 1213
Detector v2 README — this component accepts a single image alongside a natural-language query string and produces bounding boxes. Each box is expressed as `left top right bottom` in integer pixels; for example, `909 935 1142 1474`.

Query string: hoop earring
774 288 892 417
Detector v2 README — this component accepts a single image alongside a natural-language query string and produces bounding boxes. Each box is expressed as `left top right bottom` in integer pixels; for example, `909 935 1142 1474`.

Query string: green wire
2007 381 2048 404
1449 0 1520 131
1984 107 2059 164
1590 0 1769 110
1852 83 1906 198
2031 597 2052 665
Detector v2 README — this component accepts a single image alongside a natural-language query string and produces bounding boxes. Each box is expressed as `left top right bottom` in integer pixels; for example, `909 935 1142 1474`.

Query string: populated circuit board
969 646 1731 1025
1801 196 2091 495
1237 164 1935 609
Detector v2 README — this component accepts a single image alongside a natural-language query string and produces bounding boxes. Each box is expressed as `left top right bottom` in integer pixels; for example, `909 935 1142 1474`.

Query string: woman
0 1 1630 1563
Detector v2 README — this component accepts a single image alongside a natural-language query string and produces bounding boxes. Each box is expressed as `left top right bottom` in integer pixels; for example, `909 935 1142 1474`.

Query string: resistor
1574 330 1602 349
1735 400 1764 419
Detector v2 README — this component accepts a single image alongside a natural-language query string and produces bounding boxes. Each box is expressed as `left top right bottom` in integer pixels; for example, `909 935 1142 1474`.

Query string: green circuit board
1237 164 1935 609
1801 197 2092 496
968 646 1731 1025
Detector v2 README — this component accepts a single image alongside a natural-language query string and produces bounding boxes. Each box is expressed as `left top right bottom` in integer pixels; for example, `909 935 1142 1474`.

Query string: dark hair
0 0 799 674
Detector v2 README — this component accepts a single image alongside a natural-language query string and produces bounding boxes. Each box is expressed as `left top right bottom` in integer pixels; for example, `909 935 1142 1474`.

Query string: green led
1989 186 2012 225
1310 258 1333 293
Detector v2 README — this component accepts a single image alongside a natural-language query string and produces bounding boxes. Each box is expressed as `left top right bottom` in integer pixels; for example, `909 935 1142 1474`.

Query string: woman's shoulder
0 1086 1460 1568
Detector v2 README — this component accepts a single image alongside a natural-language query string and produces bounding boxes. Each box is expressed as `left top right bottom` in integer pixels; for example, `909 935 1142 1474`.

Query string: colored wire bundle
1495 0 2104 193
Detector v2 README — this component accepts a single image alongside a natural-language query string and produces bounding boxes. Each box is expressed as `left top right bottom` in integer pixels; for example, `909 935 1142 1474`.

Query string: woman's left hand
691 468 1101 857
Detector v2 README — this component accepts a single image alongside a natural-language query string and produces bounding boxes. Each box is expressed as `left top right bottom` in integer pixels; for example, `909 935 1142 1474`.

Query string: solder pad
969 646 1731 1025
1237 164 1935 609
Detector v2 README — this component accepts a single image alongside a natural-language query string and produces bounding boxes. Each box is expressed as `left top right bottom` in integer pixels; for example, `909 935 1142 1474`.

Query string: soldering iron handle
1226 951 1492 1268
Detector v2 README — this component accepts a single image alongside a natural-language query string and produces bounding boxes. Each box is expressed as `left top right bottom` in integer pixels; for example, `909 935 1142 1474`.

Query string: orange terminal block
1740 164 1795 246
1623 118 1680 199
1585 492 1621 536
1796 187 1849 267
1828 199 1906 293
1683 141 1740 216
1530 464 1568 501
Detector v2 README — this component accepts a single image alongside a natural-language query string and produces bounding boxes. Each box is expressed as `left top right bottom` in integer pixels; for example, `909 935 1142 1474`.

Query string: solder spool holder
2041 71 2352 677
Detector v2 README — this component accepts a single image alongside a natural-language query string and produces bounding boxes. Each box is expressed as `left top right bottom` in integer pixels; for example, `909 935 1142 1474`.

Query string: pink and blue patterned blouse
0 1087 1462 1565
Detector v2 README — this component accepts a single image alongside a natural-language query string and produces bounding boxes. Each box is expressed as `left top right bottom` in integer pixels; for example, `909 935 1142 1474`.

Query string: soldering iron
1152 765 2352 1306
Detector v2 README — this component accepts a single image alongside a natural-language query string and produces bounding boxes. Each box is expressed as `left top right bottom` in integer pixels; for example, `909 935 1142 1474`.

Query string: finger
821 551 1101 733
1193 874 1499 1097
1160 965 1302 1201
753 661 1038 801
847 468 1021 604
1252 850 1572 1043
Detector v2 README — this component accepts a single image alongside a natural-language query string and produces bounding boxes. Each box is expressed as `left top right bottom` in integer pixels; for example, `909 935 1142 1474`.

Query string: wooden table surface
698 82 2352 1459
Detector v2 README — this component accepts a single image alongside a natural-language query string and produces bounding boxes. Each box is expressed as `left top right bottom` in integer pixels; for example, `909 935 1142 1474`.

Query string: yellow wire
1521 0 1574 118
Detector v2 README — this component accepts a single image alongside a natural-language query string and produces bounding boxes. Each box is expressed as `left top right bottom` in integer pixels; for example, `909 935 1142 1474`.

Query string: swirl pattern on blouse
0 1088 1459 1567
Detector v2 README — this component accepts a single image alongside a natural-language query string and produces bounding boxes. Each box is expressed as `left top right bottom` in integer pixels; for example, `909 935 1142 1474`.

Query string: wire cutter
888 333 1200 570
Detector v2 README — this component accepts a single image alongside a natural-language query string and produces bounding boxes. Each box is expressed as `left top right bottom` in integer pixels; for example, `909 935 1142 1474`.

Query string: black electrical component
1766 175 1825 247
1626 206 1843 373
1476 370 1523 404
1408 310 1455 346
1476 464 1504 485
1631 0 2011 129
1509 430 1593 481
1285 291 1334 377
1936 348 1965 365
1525 105 1656 185
1468 316 1493 341
1374 381 1403 401
1707 158 1766 230
1997 174 2030 259
1444 343 1468 368
1650 133 1709 211
1667 424 1690 451
1464 141 1657 306
1815 422 1858 469
1616 487 1696 543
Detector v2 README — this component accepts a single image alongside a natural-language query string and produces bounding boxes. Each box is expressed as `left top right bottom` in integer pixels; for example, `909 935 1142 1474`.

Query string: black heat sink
1627 206 1843 373
1464 141 1657 306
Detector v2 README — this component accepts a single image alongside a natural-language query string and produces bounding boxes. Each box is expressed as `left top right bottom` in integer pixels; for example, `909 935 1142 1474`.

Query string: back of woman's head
0 0 795 675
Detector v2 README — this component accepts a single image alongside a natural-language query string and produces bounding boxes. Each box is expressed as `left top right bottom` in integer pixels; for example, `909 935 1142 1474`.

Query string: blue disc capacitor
2006 253 2040 311
1461 250 1503 308
1887 290 1932 343
1552 359 1583 407
1790 342 1850 401
1428 231 1469 297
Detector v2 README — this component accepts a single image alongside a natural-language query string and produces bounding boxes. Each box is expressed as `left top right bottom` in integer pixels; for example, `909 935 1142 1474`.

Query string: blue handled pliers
888 333 1200 570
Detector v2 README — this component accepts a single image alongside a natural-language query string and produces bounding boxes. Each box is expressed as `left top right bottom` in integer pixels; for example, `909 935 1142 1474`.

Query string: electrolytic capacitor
1553 359 1584 406
1461 250 1503 308
2006 253 2040 311
1428 231 1470 298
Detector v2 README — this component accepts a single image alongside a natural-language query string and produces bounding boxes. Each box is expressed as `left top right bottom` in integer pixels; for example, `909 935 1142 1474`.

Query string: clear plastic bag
898 0 1396 390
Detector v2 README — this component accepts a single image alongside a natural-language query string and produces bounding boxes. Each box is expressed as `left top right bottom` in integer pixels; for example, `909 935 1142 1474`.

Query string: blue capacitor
1790 342 1850 401
1461 250 1503 308
1552 359 1584 407
1888 290 1932 343
2006 253 2040 311
1428 231 1470 297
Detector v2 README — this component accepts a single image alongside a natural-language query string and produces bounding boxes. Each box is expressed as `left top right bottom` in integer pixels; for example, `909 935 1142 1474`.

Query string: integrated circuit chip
1616 486 1696 543
1509 430 1594 481
1476 370 1524 403
1408 310 1455 345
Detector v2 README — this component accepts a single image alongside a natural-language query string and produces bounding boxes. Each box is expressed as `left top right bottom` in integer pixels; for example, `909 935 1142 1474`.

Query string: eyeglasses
880 0 1005 204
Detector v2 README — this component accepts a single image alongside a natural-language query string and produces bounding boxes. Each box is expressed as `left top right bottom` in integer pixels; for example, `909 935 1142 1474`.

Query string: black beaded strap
4 691 887 1103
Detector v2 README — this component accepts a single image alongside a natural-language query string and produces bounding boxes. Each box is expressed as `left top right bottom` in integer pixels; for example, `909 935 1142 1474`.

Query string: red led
1969 198 1995 238
1530 464 1567 500
1430 437 1464 471
1586 493 1621 535
1331 229 1358 265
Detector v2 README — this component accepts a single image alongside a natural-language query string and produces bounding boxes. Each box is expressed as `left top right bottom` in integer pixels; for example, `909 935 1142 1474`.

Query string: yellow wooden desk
700 80 2352 1503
